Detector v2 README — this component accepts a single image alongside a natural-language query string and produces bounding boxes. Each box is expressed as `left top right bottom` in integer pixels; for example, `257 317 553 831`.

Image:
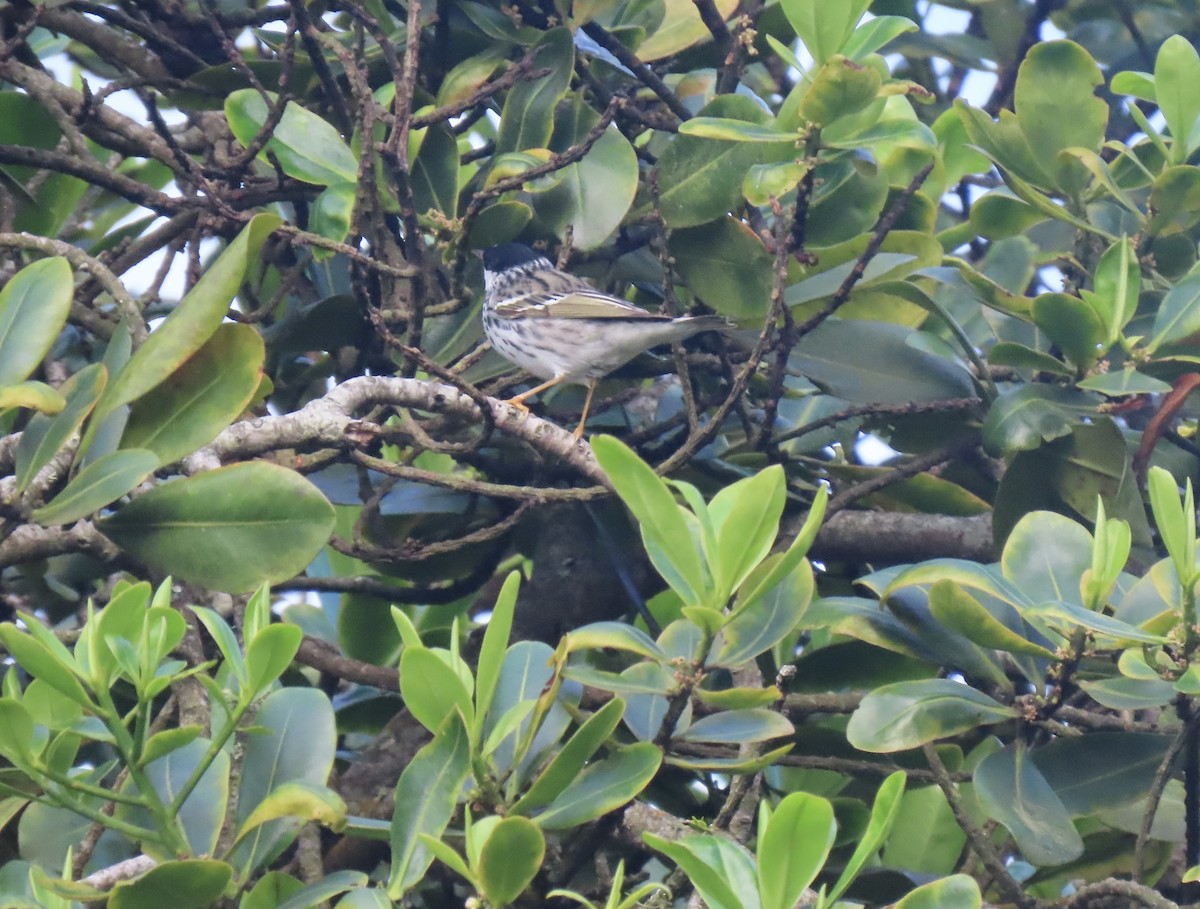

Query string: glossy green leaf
32 449 158 527
880 784 965 874
797 55 883 127
119 738 229 858
437 47 508 107
534 743 661 830
669 218 774 322
677 117 791 142
226 91 357 185
1079 677 1176 710
1031 733 1172 816
566 621 666 660
15 363 106 493
828 771 907 902
478 817 545 906
100 461 335 593
677 708 793 745
0 699 35 764
974 745 1084 865
981 385 1095 455
1013 40 1107 194
743 161 810 205
0 624 91 709
1030 293 1105 368
987 342 1071 376
244 623 303 695
709 466 785 596
713 559 813 667
847 679 1015 753
1076 369 1172 395
534 94 638 250
274 872 369 909
1147 166 1200 236
109 860 233 909
1150 272 1200 350
643 832 756 909
400 645 474 734
928 580 1055 658
511 697 625 816
843 14 919 60
0 381 64 416
91 214 280 433
893 875 981 909
0 257 73 388
655 94 794 228
232 687 337 875
1155 35 1200 162
780 0 869 64
592 436 710 604
474 571 520 744
235 781 346 843
388 713 471 899
790 320 976 405
310 182 355 253
758 792 835 909
495 28 574 154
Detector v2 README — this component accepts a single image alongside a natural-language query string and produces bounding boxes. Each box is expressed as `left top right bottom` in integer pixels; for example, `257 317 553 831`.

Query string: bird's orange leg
572 380 598 440
504 375 566 412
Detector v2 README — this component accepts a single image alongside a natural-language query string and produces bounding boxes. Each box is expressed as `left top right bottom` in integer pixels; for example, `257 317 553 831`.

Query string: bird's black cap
482 242 545 272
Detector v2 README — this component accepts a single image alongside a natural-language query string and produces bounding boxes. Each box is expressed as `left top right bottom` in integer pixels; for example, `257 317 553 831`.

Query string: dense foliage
5 0 1200 907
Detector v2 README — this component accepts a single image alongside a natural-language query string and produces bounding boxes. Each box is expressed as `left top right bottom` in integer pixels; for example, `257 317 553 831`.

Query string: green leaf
1030 733 1173 816
1147 166 1200 236
735 485 827 612
1079 676 1176 710
388 713 471 899
400 646 474 735
780 0 869 64
510 697 626 816
274 872 370 909
643 833 756 909
892 875 981 909
677 708 794 744
437 47 508 107
232 688 337 875
495 28 574 154
842 14 918 60
109 860 233 909
118 738 229 858
1030 292 1105 368
191 605 246 682
1092 238 1139 342
928 580 1056 658
974 744 1084 866
669 218 774 322
0 381 65 416
411 122 460 216
880 784 965 874
533 94 638 250
534 743 661 830
757 792 835 909
790 320 976 405
709 466 785 597
982 385 1096 455
32 449 159 527
0 699 35 764
121 323 264 465
89 214 280 442
244 623 303 695
1013 40 1107 194
1149 272 1200 351
677 117 791 142
655 94 795 228
566 621 666 660
0 625 91 709
100 461 335 594
828 771 907 902
1155 35 1200 162
225 91 358 185
743 161 811 206
478 817 545 906
713 559 813 667
15 363 106 493
591 436 710 605
0 258 73 388
1076 369 1172 395
474 571 519 744
797 55 883 127
847 679 1016 753
235 781 346 843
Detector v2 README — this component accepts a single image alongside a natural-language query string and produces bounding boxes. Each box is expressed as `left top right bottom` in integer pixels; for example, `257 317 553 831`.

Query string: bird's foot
501 396 532 413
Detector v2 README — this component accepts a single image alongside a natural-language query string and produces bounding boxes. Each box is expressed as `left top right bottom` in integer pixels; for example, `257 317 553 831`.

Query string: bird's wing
492 290 667 320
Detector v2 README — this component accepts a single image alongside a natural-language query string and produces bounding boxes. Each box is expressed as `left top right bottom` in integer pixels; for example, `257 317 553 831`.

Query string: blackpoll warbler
481 243 730 439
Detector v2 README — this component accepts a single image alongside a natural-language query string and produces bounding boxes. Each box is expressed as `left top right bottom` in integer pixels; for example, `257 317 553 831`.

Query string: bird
480 243 732 439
